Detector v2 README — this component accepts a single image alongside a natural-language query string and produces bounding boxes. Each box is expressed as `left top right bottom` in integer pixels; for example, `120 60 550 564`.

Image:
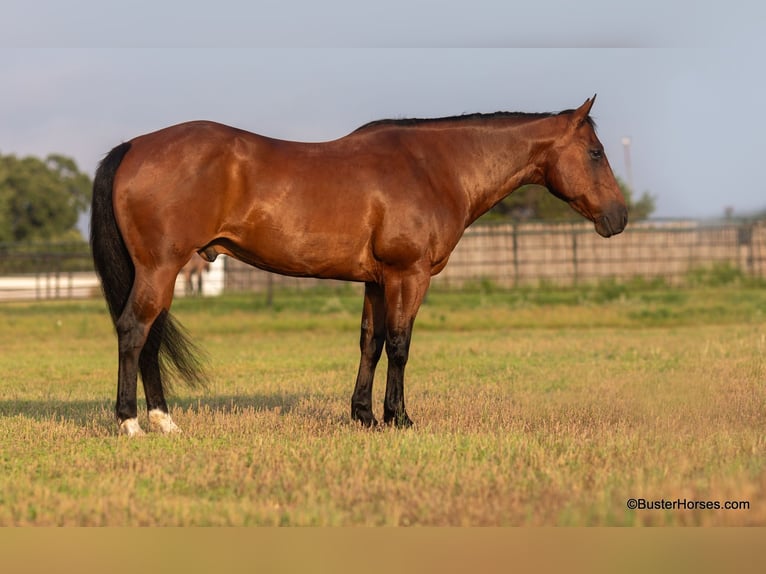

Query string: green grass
1 285 765 525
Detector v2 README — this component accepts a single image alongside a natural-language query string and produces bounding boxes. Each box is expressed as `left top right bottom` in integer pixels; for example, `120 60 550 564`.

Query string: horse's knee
116 314 145 352
385 329 410 367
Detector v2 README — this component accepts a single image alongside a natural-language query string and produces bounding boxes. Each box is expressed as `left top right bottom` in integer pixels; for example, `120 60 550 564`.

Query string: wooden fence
223 219 766 291
2 219 765 301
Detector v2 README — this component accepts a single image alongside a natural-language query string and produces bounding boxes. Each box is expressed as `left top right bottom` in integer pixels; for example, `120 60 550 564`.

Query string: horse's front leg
351 282 386 427
382 270 430 428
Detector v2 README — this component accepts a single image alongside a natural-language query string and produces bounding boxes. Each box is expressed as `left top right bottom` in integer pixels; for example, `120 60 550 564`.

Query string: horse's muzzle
594 204 628 238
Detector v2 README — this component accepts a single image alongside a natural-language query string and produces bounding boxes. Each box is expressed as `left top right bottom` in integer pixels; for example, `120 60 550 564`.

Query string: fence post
512 224 519 288
738 223 754 277
266 272 274 307
572 229 579 286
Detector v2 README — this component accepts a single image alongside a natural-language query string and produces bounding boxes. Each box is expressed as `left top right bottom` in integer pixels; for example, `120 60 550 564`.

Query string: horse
90 95 627 436
180 253 210 296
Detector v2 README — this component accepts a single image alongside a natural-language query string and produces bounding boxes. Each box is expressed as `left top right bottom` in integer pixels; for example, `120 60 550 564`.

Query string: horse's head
542 96 628 237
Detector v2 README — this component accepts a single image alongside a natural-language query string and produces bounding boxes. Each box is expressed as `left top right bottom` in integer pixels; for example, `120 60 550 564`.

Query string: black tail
90 142 207 393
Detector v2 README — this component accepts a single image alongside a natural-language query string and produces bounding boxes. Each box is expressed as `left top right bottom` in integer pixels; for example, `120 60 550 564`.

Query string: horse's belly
216 229 378 282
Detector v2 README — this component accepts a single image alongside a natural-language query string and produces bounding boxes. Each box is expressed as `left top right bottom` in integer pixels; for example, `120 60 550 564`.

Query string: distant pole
621 136 634 192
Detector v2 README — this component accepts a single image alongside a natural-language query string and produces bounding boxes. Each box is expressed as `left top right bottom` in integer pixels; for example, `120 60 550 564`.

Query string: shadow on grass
0 399 112 427
0 393 304 428
172 392 303 415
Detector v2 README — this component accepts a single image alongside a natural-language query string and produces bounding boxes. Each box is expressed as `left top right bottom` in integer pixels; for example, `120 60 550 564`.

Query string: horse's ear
572 95 596 126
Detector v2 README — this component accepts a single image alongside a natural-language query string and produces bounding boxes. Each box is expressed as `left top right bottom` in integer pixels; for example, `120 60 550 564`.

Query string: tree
485 176 656 222
0 152 92 243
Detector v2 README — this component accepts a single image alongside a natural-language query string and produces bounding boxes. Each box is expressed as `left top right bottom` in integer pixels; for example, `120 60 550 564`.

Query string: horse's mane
354 109 595 132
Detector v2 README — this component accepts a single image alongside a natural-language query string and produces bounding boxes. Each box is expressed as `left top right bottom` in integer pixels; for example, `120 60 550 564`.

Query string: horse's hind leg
139 312 181 434
184 274 193 296
115 266 177 436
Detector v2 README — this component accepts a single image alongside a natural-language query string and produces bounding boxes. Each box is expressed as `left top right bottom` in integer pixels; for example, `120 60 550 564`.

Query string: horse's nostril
595 206 627 238
619 208 628 231
609 206 628 234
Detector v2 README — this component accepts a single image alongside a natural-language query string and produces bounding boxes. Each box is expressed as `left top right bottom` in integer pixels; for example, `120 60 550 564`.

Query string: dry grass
0 287 764 525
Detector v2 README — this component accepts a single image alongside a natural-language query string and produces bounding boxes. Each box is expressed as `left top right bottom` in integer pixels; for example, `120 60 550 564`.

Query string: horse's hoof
148 409 182 434
396 416 414 429
384 411 414 428
351 407 379 428
118 418 146 437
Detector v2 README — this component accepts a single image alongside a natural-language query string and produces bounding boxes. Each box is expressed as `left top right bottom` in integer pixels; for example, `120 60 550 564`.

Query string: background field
1 283 764 526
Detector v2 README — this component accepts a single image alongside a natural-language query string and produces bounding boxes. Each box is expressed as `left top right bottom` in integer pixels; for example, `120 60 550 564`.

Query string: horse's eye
590 149 603 161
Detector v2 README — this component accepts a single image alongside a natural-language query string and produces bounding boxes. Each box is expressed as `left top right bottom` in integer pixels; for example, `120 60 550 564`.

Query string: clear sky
2 1 764 220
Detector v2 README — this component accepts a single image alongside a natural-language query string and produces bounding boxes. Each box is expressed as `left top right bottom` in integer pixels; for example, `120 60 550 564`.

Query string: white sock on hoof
148 409 182 434
119 418 145 437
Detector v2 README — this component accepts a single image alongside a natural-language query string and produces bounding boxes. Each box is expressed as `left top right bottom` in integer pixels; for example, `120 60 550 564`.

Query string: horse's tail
90 142 207 392
90 142 133 325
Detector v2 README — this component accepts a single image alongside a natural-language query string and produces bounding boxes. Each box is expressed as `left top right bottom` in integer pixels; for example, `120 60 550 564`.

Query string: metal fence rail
2 219 765 301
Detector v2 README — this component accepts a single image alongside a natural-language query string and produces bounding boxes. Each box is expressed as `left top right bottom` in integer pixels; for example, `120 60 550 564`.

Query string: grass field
0 282 764 526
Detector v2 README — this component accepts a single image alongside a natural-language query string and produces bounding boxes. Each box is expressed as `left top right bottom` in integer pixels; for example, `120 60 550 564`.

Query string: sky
2 1 765 222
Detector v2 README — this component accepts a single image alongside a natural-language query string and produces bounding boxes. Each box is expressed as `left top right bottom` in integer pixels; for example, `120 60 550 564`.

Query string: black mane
354 109 595 132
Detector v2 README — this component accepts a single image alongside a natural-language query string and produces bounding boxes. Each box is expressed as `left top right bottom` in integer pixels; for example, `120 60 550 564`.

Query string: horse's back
110 120 466 281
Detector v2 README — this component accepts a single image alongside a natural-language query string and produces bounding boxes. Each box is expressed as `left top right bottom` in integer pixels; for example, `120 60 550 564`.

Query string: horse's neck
355 116 560 225
442 120 558 226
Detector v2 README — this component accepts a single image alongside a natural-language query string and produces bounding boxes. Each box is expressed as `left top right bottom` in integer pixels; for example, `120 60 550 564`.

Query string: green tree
486 176 656 222
620 176 656 221
0 152 92 243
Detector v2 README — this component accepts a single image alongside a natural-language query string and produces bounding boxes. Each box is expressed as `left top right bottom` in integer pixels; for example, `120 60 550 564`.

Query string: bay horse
180 253 210 296
90 96 627 436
